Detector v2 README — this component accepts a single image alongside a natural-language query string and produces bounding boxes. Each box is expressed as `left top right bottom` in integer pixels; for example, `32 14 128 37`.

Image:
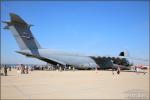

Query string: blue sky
1 1 149 65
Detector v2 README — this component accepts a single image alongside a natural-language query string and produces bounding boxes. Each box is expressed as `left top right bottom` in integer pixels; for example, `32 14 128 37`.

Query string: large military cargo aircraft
3 13 131 70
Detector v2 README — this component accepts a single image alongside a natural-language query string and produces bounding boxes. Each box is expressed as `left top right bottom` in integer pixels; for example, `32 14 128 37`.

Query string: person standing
17 66 20 74
95 66 98 73
21 64 25 74
25 66 29 74
112 67 114 75
73 66 75 71
9 66 11 71
4 65 8 76
59 66 62 72
56 64 59 71
23 65 25 74
135 66 137 72
20 65 22 74
117 66 120 75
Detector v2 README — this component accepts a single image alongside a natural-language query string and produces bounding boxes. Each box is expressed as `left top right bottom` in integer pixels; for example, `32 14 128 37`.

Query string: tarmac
1 69 149 99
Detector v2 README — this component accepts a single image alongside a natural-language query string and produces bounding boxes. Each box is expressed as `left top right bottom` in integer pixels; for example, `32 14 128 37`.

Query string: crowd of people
0 64 34 76
0 64 147 76
0 64 76 76
16 64 30 74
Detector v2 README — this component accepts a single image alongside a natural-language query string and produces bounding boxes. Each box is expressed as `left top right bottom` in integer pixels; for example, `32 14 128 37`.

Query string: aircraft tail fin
119 51 129 57
3 13 41 50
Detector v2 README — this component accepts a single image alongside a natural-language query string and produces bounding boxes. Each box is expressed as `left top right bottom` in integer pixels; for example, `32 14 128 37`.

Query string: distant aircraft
3 13 132 70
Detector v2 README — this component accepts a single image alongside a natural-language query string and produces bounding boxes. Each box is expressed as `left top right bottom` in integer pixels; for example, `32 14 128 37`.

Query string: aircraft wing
16 51 66 66
41 56 66 65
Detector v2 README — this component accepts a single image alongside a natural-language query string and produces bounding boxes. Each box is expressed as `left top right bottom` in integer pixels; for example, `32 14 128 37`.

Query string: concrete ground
1 69 149 99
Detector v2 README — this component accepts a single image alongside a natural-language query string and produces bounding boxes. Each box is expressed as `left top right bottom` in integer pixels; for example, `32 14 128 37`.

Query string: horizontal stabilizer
10 13 27 24
119 51 129 57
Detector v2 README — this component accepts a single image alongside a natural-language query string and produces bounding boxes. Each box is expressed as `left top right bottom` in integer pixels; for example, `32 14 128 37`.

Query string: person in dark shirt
4 66 8 76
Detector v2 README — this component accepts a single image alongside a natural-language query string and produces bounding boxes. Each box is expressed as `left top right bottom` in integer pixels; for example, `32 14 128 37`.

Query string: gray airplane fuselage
17 49 98 69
